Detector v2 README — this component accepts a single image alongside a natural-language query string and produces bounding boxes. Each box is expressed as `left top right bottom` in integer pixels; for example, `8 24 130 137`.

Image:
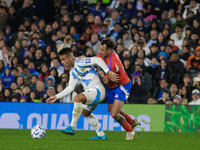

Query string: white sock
85 113 105 137
70 102 82 129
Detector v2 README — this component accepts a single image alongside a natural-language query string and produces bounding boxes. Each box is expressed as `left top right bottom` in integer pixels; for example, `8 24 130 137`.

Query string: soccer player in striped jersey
46 47 117 139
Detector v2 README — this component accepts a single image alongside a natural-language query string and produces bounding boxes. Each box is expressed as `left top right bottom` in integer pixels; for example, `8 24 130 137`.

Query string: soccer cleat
130 119 141 129
126 130 135 140
90 134 108 140
61 126 75 136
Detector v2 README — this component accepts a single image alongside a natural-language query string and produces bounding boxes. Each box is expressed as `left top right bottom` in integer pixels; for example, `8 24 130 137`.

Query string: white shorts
82 84 106 111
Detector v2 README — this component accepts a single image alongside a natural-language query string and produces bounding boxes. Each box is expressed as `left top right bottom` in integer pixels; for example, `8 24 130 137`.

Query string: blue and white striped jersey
56 57 109 99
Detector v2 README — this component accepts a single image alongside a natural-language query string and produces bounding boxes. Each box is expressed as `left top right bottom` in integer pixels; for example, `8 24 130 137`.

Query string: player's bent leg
110 100 135 140
81 86 107 139
120 109 141 129
82 108 107 139
109 100 125 122
61 94 87 136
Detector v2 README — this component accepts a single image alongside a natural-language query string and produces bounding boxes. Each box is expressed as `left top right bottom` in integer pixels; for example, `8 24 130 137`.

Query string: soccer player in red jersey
97 38 140 140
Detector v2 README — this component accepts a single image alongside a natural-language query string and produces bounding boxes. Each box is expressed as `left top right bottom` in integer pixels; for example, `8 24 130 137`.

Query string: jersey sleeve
76 57 110 73
55 70 78 99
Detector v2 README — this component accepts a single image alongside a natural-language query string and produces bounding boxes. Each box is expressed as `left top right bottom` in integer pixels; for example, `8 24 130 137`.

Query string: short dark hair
58 47 73 56
101 38 115 49
31 74 38 79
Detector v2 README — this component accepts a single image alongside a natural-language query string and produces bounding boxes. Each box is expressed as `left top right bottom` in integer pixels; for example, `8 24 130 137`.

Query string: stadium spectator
27 61 39 76
122 31 133 50
128 71 148 104
18 0 34 20
50 57 64 76
30 75 38 90
71 11 85 35
34 48 46 72
45 87 56 101
2 66 15 87
147 96 157 104
169 83 179 99
22 85 31 101
10 93 19 102
10 81 18 92
49 67 60 86
21 67 31 85
38 63 49 82
35 81 46 100
146 56 159 76
171 13 187 33
16 76 24 90
147 29 158 47
45 76 55 90
168 52 185 84
186 46 200 71
182 0 200 19
17 38 29 63
157 88 170 104
19 95 28 102
179 85 190 101
91 16 102 34
86 33 101 55
189 89 200 105
89 0 106 19
30 90 37 102
98 24 109 41
181 98 189 105
1 87 12 102
0 5 8 30
153 59 173 84
122 58 133 79
190 31 199 50
153 79 169 100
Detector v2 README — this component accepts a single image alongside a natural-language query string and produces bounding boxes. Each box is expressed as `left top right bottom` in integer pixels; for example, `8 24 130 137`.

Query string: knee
82 110 91 117
110 111 118 119
74 95 84 103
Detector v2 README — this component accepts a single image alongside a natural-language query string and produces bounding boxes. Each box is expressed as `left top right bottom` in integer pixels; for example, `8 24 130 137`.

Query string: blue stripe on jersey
88 87 100 110
74 67 98 77
72 71 92 86
89 68 98 75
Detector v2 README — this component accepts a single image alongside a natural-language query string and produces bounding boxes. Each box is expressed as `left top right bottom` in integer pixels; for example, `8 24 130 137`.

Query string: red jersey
97 51 130 89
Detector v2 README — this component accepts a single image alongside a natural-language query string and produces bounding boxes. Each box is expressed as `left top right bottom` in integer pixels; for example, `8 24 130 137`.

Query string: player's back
97 51 130 89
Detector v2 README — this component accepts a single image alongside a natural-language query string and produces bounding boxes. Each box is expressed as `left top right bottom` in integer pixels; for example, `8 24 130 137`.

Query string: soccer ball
31 125 46 139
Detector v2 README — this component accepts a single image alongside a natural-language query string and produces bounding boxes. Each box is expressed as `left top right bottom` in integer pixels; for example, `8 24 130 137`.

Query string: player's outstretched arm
76 57 118 82
91 57 118 82
97 70 110 84
46 96 57 104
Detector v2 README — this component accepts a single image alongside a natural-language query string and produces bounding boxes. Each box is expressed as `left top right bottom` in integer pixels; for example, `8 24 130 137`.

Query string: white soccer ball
31 125 46 139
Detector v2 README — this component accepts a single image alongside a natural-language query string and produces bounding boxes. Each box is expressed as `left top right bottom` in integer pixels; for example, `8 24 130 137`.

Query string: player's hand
46 96 57 104
78 55 86 60
107 71 118 82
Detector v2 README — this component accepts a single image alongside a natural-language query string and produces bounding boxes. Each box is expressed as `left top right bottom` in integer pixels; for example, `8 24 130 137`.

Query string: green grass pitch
0 129 199 150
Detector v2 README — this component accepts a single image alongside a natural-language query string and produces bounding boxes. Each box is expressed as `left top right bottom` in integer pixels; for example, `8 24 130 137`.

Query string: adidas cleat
131 119 141 129
126 130 135 140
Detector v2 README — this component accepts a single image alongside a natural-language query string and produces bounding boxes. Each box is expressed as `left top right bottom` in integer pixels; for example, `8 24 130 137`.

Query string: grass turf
0 129 199 150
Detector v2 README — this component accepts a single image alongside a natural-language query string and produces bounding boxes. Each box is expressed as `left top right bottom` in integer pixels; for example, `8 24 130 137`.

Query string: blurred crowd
0 0 200 105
